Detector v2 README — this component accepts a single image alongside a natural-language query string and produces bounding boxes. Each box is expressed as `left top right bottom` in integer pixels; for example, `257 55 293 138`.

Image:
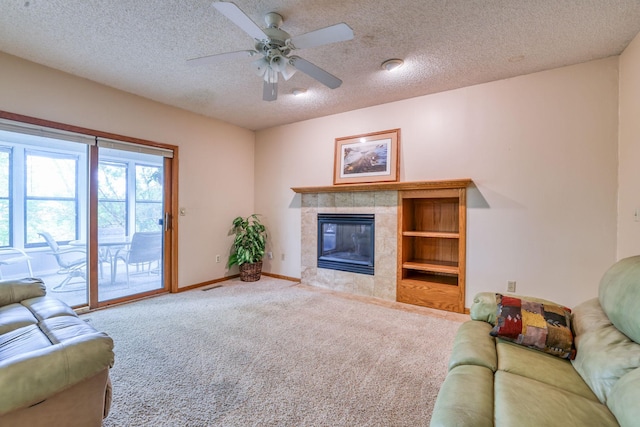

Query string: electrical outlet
216 255 221 263
507 281 516 293
281 253 285 261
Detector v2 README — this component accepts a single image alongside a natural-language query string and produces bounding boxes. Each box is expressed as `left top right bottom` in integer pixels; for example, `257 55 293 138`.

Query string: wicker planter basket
239 261 263 282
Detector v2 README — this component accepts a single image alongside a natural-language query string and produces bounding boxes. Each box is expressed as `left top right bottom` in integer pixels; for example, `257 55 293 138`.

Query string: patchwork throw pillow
490 294 575 360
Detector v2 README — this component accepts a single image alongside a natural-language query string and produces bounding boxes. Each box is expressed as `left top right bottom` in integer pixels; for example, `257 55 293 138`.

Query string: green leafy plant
228 214 267 267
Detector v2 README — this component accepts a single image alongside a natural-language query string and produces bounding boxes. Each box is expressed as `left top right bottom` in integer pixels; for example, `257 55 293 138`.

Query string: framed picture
333 129 400 185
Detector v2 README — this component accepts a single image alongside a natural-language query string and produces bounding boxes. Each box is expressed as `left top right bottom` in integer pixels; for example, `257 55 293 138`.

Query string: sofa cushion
490 294 575 359
0 325 52 361
598 255 640 344
497 341 598 401
40 316 100 344
0 304 38 335
494 371 618 427
571 295 640 404
21 296 77 321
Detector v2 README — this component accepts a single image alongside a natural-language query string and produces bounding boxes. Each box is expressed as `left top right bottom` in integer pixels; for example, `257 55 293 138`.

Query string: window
0 148 10 247
25 150 79 245
98 148 164 234
0 127 88 249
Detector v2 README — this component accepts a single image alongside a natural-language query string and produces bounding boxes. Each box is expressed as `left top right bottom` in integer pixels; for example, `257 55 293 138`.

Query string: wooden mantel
291 179 472 194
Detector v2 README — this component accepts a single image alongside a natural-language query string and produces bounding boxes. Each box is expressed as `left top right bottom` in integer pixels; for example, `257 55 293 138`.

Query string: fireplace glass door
317 213 374 275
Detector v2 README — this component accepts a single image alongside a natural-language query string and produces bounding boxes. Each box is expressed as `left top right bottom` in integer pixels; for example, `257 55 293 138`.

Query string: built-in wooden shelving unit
397 183 470 313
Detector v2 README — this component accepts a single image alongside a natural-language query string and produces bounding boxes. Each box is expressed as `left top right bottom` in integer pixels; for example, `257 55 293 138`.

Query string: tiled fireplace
300 191 398 301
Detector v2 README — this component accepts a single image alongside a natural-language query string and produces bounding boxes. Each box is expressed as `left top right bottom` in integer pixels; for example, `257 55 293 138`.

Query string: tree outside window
98 161 127 232
135 165 163 232
25 151 78 245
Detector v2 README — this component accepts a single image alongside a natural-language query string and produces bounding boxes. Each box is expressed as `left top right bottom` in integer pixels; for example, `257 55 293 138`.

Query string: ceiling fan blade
263 81 278 101
289 56 342 89
287 23 354 50
213 2 267 41
187 50 257 66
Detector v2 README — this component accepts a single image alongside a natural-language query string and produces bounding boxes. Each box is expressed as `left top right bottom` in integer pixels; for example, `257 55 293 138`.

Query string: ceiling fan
188 1 354 101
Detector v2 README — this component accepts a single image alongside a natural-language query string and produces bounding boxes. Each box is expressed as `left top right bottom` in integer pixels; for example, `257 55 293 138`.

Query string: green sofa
0 278 114 427
431 256 640 427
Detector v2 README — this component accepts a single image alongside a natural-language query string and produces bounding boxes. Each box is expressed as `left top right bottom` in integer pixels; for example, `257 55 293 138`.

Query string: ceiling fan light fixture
381 58 404 72
270 55 297 80
251 57 269 77
281 64 297 80
265 67 278 84
270 55 285 71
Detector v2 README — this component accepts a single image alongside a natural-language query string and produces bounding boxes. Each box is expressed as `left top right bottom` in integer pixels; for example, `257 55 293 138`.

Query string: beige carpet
83 277 463 427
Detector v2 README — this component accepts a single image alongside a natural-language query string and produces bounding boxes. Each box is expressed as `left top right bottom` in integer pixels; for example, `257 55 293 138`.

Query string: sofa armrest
430 364 494 427
0 332 114 415
470 292 499 324
608 367 640 427
449 320 497 372
0 278 46 306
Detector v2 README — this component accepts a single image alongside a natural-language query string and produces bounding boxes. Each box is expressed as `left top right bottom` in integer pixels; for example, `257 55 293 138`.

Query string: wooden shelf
402 272 459 287
291 179 472 194
402 231 459 238
402 260 459 274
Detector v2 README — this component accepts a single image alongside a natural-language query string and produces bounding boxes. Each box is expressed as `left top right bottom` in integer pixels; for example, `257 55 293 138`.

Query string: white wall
256 58 620 308
618 33 640 259
0 52 255 289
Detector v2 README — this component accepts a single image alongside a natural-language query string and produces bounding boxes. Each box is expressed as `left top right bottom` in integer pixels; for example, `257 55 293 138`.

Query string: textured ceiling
1 1 640 131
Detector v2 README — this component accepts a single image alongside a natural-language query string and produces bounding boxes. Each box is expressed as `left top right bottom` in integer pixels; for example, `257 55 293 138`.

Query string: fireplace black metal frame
317 213 375 275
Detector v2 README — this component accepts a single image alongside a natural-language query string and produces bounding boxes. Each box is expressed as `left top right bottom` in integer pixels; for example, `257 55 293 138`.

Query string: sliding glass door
0 116 175 309
96 146 165 302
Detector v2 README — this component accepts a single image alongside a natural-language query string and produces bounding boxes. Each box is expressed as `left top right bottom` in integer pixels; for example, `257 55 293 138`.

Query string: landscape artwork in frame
333 129 400 185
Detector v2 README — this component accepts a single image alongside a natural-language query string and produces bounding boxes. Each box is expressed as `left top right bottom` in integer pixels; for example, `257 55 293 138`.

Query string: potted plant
228 214 267 282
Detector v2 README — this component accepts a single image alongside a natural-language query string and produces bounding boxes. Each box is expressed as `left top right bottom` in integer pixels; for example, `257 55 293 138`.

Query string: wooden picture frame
333 129 400 185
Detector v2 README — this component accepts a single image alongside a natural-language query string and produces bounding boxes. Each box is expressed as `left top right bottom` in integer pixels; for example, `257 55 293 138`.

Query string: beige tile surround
301 191 398 301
